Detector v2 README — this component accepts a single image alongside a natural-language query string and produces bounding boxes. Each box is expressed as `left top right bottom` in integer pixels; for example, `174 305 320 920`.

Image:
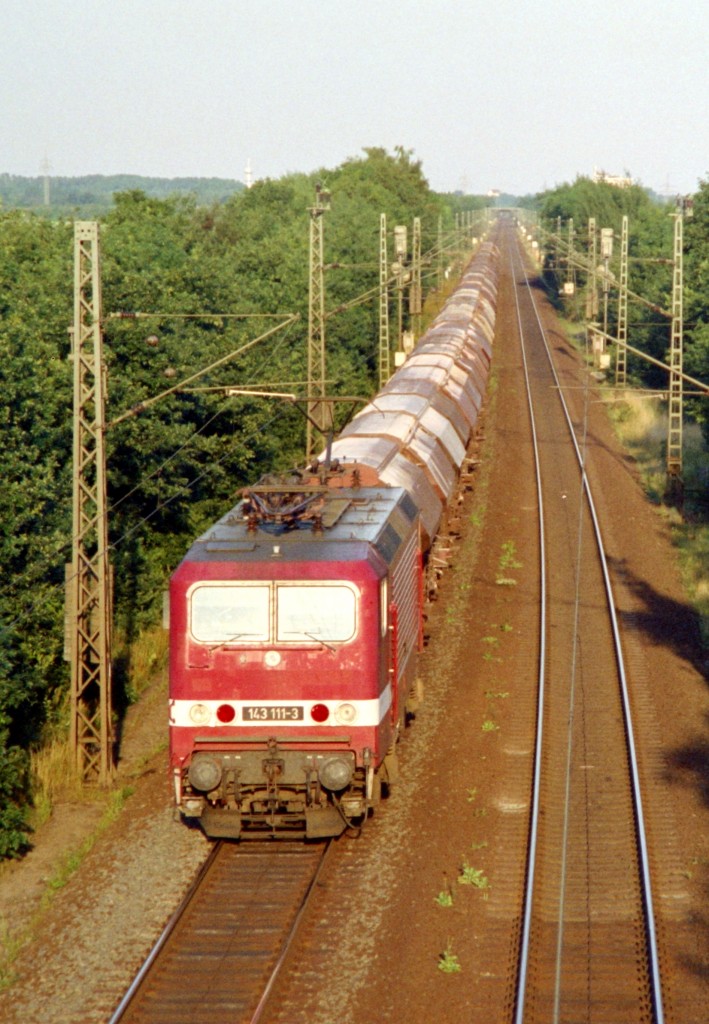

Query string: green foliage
540 177 657 233
0 148 450 857
539 175 676 385
0 717 31 858
438 942 462 973
540 173 709 448
457 861 490 892
434 889 454 907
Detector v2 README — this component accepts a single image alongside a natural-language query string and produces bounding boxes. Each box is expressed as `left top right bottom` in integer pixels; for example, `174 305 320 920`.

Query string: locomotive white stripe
169 687 392 729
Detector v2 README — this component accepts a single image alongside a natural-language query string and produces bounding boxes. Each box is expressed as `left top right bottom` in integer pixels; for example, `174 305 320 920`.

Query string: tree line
0 147 478 856
0 173 245 215
537 176 709 442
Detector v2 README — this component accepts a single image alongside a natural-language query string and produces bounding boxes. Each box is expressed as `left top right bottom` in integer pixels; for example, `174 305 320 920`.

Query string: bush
0 722 31 858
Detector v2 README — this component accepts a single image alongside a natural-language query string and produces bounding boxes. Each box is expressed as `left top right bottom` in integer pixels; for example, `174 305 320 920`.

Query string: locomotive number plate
243 705 304 721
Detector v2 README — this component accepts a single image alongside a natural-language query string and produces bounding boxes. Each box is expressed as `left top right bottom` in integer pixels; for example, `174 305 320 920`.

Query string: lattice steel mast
69 221 113 784
409 216 422 338
566 218 575 293
585 217 597 321
615 215 629 386
378 213 391 388
667 209 684 486
306 185 331 462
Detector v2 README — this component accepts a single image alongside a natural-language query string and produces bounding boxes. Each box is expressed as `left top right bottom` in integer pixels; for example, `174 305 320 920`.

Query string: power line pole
615 215 629 386
409 216 422 337
585 217 597 320
378 213 391 388
437 215 443 291
69 221 113 785
600 227 614 344
306 184 331 462
666 203 687 493
393 224 407 354
565 218 575 296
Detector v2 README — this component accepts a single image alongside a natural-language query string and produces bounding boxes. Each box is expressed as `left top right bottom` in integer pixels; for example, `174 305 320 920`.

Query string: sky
2 0 708 197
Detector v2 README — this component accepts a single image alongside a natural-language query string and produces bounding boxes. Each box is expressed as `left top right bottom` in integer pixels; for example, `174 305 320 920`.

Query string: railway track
507 228 667 1023
108 840 331 1024
102 223 682 1024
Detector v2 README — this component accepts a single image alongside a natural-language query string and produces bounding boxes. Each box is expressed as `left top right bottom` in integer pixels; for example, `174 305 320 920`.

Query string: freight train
168 238 499 839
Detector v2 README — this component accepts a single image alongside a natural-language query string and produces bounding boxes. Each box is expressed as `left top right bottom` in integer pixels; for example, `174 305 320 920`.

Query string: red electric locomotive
169 477 422 838
168 239 499 839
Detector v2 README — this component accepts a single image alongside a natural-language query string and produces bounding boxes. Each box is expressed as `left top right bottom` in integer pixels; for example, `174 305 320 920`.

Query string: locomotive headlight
189 703 211 726
188 754 222 793
318 755 354 792
334 702 357 725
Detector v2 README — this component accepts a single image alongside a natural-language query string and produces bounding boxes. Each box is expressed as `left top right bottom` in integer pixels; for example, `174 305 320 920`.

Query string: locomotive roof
182 485 418 567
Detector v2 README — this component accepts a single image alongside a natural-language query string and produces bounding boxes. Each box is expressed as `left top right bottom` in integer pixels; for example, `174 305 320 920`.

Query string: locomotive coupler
263 738 284 804
304 763 322 807
223 767 240 810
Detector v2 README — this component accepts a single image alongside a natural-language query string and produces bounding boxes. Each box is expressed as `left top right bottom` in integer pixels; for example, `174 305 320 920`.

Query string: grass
434 890 454 908
43 787 134 900
29 624 168 828
29 724 84 829
438 942 462 974
675 519 709 647
457 862 490 893
3 622 167 986
118 625 169 705
0 784 135 991
605 396 709 647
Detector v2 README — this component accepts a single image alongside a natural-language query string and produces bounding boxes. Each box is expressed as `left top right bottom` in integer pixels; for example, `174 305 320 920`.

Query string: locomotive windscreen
188 581 359 645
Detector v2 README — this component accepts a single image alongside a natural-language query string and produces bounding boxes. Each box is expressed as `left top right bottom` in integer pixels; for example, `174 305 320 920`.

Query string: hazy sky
3 1 707 196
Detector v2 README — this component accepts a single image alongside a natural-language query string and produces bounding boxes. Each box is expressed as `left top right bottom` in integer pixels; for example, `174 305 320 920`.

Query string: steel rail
508 250 549 1024
108 839 332 1024
512 238 666 1024
248 838 333 1024
107 841 223 1024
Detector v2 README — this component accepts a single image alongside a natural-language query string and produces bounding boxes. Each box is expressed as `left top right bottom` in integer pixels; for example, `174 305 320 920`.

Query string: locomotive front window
190 584 270 643
188 582 358 645
276 585 357 643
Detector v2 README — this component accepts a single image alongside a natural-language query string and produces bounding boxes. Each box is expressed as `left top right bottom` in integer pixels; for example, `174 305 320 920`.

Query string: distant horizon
0 166 687 202
5 3 706 204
